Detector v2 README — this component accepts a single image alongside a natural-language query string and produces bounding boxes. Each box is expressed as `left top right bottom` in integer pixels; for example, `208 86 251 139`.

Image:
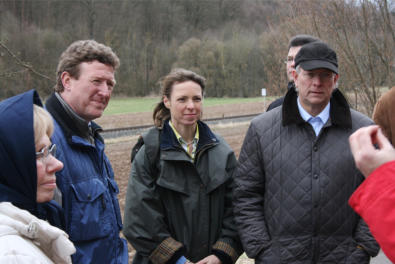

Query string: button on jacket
234 88 379 263
124 120 242 264
46 93 128 264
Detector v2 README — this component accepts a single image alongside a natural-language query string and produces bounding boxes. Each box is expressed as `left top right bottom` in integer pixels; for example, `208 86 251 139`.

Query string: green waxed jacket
123 120 242 264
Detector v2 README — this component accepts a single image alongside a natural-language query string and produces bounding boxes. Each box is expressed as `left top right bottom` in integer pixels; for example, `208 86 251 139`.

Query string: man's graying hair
55 40 120 92
288 34 320 50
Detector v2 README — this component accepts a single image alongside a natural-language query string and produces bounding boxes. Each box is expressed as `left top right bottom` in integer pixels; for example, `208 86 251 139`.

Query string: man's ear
163 96 170 109
334 74 340 83
61 72 72 91
292 69 298 82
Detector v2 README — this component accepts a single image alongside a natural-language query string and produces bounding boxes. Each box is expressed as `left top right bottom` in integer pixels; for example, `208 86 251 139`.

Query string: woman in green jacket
123 68 242 264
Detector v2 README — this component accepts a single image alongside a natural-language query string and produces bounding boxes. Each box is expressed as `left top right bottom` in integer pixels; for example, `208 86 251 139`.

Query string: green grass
103 97 159 115
103 97 270 115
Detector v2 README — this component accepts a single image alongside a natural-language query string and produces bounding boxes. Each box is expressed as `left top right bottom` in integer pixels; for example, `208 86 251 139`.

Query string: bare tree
0 41 52 81
0 0 392 100
287 0 394 115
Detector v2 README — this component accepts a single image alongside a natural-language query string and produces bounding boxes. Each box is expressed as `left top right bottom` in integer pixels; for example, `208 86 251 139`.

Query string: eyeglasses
284 56 295 64
36 144 56 163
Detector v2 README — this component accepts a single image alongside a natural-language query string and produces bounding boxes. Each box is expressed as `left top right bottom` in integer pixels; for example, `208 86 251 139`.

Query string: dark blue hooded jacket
0 90 64 228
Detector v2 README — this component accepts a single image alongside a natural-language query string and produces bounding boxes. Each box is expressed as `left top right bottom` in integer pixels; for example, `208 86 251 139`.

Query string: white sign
261 88 266 97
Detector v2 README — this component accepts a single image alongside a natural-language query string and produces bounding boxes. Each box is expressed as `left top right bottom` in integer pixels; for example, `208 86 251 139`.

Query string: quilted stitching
234 105 379 262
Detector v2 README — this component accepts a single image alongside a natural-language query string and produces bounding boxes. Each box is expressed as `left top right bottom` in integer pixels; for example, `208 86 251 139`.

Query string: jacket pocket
346 245 370 264
279 237 311 263
255 247 276 264
69 178 112 241
107 177 123 229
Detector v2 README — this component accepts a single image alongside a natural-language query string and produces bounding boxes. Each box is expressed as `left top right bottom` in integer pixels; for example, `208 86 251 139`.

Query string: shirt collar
297 97 330 124
169 121 199 159
55 92 94 144
169 121 199 144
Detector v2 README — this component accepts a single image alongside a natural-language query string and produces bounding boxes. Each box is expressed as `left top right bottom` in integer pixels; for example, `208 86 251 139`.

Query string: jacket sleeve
212 151 243 264
349 160 395 263
350 172 380 259
232 122 271 258
123 145 184 264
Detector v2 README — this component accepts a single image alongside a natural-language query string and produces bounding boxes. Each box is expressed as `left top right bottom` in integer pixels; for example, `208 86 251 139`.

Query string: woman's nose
47 155 64 173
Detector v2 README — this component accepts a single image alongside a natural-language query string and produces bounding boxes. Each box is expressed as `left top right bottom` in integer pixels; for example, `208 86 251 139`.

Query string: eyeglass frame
36 143 57 163
284 56 296 64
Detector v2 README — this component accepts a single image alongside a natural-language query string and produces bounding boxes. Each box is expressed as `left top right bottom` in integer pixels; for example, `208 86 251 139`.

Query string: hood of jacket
0 90 63 227
0 90 42 206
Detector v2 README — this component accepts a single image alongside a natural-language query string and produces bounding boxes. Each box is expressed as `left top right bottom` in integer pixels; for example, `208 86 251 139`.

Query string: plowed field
100 101 267 263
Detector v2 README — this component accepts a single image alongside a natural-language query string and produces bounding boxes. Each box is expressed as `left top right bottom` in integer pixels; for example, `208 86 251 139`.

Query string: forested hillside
0 0 393 114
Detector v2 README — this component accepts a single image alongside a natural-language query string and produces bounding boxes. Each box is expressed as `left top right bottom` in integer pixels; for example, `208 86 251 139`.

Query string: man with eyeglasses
45 40 128 264
233 41 379 263
266 34 319 111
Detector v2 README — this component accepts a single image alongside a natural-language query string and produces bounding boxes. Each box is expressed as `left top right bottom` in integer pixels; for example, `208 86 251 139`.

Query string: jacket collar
287 81 295 90
46 93 103 144
160 120 218 152
282 87 352 129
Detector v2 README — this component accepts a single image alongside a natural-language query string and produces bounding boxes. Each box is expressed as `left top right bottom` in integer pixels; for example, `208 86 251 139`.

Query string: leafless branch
0 41 52 81
0 69 28 78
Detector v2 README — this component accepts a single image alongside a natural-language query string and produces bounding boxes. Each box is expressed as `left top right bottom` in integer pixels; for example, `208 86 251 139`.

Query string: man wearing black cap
233 41 379 263
266 34 319 111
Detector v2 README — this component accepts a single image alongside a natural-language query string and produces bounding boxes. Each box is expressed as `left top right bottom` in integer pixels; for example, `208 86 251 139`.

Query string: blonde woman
0 90 75 263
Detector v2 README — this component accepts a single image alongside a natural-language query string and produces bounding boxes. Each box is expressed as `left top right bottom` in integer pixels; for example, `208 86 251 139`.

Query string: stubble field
99 101 266 263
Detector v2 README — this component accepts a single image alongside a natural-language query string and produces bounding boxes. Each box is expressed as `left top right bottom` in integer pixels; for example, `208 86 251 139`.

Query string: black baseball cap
295 41 338 74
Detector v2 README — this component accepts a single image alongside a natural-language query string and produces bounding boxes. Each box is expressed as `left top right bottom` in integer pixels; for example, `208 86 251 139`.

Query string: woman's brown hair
153 68 206 128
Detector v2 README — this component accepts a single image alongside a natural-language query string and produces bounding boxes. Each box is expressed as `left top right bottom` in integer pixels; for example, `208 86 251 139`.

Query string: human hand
349 125 395 177
195 254 222 264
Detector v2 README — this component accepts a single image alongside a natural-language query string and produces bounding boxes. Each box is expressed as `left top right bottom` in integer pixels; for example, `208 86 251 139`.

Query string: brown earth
101 101 268 263
96 101 267 130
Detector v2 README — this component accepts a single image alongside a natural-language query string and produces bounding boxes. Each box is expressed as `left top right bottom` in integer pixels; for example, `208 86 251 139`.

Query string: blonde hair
33 105 54 145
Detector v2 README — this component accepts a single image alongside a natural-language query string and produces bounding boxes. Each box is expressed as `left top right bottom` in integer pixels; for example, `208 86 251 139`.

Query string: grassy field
103 96 274 115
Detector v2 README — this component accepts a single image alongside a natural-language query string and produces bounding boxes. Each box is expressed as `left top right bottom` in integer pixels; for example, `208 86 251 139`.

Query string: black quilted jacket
233 88 379 263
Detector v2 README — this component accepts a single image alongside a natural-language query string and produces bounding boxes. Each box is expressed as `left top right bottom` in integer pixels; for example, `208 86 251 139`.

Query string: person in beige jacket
373 86 395 145
0 90 75 263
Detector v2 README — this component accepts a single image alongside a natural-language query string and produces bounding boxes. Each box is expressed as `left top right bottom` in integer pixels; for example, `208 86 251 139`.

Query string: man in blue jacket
46 40 128 264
